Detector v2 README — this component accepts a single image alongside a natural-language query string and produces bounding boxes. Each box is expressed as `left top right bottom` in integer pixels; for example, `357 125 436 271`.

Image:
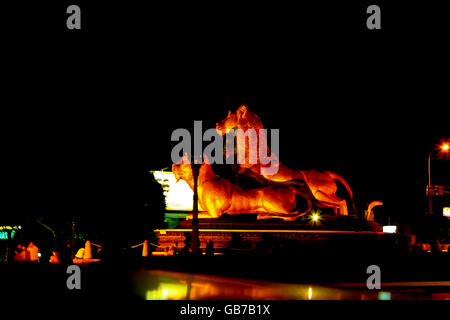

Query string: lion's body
216 105 356 215
172 161 312 221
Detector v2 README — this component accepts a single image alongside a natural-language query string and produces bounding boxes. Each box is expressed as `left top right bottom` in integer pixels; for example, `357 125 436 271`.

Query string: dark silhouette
181 232 192 256
90 170 167 263
205 240 214 256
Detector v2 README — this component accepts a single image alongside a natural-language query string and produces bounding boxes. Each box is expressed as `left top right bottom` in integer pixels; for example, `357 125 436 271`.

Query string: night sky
2 2 448 226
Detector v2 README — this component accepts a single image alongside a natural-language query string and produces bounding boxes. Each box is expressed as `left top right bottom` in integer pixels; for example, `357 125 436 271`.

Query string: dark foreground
1 250 449 302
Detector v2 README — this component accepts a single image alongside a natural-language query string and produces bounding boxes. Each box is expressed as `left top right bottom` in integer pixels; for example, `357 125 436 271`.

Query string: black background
2 1 449 227
1 0 449 314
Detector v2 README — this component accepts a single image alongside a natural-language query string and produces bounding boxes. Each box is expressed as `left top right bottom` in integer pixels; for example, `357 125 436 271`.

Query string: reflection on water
132 269 401 300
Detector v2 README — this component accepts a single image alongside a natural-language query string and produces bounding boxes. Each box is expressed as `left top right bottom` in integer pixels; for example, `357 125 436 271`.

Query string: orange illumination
172 159 312 221
155 228 387 235
436 138 450 159
145 282 188 300
366 200 383 220
216 105 355 216
139 270 370 300
172 106 357 221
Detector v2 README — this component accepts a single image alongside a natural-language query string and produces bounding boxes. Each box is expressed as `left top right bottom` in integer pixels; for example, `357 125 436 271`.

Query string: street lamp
190 154 201 255
427 140 449 215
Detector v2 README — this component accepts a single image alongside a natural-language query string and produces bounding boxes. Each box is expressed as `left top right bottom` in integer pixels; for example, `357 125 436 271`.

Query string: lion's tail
328 171 357 214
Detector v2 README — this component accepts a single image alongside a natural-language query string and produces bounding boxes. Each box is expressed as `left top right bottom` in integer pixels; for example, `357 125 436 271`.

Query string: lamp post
427 141 449 215
71 220 75 259
427 151 433 216
191 158 201 255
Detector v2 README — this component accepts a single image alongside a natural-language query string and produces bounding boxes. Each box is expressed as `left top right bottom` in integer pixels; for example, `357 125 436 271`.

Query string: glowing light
366 200 383 220
436 138 450 159
0 225 20 234
309 209 322 224
152 171 204 211
378 292 391 300
135 270 386 300
145 282 188 300
383 225 397 233
443 207 450 218
216 105 354 217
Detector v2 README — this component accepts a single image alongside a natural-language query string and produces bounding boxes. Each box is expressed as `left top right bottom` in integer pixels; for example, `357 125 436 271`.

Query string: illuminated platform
72 258 101 264
154 217 399 255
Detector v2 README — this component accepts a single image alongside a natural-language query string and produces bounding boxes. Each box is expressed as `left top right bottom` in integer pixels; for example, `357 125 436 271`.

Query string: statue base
153 214 401 255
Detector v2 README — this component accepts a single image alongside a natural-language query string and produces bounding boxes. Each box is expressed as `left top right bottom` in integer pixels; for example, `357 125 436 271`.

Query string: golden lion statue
172 158 312 221
216 105 356 216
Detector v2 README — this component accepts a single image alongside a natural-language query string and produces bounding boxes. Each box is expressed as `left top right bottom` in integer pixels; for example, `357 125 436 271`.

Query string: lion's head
216 105 264 136
172 154 193 182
